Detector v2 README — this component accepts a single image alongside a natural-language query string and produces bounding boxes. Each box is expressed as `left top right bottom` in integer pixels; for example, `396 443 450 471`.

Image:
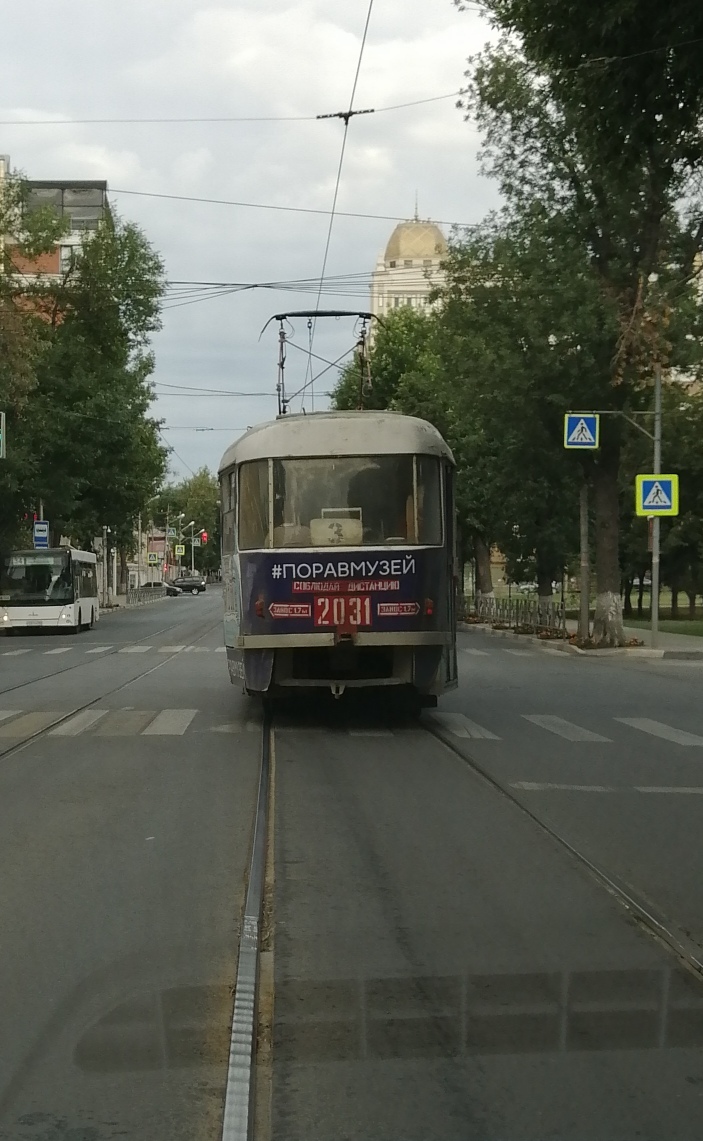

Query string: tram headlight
424 598 434 617
255 594 265 618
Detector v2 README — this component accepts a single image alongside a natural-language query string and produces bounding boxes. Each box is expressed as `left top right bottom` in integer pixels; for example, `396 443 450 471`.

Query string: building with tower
370 212 447 320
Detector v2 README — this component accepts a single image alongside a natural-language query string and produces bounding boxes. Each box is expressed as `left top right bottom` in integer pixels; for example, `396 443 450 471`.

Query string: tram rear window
237 455 442 548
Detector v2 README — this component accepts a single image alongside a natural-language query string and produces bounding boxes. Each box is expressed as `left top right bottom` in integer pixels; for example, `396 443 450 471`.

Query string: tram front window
271 455 442 547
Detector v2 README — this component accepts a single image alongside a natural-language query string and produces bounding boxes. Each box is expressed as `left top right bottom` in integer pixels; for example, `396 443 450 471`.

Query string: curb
458 622 671 658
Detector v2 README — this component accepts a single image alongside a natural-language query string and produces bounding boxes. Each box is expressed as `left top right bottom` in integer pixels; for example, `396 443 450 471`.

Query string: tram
218 410 458 703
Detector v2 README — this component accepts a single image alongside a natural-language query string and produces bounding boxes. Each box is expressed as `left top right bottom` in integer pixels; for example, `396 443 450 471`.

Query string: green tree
152 468 220 573
459 0 703 643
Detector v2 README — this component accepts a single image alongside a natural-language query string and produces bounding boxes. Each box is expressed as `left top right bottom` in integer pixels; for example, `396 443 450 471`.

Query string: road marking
523 714 612 742
616 718 703 746
118 645 151 653
95 710 157 735
44 647 72 655
636 786 703 794
431 712 500 739
512 781 615 792
0 711 62 736
215 646 227 653
183 645 210 653
142 708 197 735
2 649 32 656
348 729 394 737
461 648 489 656
85 646 112 654
50 709 109 736
158 645 185 653
0 711 22 722
504 649 534 657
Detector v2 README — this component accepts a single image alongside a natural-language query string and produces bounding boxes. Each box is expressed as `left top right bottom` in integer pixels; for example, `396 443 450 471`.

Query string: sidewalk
463 618 703 658
623 624 703 652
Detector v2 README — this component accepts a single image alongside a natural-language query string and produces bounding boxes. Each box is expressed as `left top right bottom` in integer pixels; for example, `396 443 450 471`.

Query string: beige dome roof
384 219 447 263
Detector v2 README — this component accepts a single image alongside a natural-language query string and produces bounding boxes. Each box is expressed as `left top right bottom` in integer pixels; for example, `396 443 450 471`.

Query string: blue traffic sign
635 474 679 517
564 413 600 449
33 520 49 549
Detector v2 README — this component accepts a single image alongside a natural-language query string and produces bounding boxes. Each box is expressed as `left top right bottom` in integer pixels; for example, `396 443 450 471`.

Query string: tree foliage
0 174 167 559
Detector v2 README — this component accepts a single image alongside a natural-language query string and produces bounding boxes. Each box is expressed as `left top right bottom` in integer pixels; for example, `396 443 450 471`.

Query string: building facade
370 214 447 320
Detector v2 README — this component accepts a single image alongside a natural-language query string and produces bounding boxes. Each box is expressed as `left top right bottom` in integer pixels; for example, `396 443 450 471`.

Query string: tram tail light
255 594 265 618
424 598 434 617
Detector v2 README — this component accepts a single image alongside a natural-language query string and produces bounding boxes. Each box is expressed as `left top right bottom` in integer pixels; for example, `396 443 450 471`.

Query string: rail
472 595 567 637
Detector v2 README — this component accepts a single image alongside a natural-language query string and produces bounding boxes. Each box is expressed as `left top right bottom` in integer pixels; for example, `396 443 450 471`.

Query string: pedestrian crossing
0 705 700 746
429 711 703 748
0 643 228 659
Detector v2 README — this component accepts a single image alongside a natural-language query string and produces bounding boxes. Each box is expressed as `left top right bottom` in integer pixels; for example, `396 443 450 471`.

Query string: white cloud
0 0 499 476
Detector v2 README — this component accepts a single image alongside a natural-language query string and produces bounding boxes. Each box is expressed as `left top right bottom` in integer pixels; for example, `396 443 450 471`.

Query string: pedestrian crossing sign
564 413 600 449
635 474 679 517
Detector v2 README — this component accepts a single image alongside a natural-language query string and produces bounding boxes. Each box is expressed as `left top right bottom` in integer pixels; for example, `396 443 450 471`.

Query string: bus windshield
238 454 442 549
0 552 74 606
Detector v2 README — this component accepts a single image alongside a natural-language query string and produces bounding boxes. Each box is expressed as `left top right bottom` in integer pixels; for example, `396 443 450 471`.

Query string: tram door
444 463 458 687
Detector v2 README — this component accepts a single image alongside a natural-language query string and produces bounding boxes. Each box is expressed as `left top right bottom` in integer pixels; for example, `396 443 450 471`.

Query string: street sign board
175 543 186 556
191 537 201 548
167 528 177 537
147 552 159 565
564 413 600 449
636 474 679 516
33 520 49 549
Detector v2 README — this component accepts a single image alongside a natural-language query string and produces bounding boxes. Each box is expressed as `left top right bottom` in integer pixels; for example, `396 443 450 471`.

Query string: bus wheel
88 609 95 630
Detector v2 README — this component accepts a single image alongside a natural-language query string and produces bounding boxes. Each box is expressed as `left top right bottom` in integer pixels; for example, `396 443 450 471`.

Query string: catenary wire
303 0 375 412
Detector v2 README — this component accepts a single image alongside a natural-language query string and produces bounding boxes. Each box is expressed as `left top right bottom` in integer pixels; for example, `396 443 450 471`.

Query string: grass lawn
624 617 703 637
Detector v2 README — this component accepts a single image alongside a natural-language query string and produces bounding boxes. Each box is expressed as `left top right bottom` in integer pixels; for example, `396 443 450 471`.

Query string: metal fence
472 595 567 636
126 585 165 607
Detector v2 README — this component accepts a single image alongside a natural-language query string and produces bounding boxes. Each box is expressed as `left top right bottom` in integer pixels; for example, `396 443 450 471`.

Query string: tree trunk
623 578 633 618
688 591 696 620
536 557 555 624
637 574 645 617
119 548 129 594
670 580 679 619
473 532 494 598
591 459 626 646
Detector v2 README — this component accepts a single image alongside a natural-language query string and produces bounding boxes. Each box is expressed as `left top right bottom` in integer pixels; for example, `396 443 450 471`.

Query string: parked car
172 575 206 595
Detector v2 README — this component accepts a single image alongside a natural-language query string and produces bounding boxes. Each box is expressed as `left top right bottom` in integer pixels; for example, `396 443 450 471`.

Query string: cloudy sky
2 0 499 479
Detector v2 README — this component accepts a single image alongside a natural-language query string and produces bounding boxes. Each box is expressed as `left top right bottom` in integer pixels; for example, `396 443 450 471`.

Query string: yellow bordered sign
635 474 679 517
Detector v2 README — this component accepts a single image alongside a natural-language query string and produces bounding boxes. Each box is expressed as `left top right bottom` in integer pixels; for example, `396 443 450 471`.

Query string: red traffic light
201 531 208 544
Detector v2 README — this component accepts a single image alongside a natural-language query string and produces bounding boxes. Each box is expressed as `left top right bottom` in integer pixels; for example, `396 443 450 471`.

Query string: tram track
0 607 222 699
0 616 222 762
425 718 703 987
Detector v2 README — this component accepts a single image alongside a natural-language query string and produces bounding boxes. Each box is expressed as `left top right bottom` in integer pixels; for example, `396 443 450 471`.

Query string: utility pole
137 513 142 589
101 525 108 608
651 363 662 649
190 521 195 574
579 481 590 642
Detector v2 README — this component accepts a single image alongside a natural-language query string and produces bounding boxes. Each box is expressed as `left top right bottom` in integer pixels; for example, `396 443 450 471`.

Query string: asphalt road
3 602 703 1139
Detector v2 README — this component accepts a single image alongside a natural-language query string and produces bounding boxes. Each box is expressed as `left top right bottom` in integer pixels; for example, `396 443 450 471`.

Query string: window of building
404 259 413 267
393 297 401 308
59 246 75 274
423 259 432 266
388 260 396 267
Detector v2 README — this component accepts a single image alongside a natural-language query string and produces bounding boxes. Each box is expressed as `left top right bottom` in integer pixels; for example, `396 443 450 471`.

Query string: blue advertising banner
238 548 447 636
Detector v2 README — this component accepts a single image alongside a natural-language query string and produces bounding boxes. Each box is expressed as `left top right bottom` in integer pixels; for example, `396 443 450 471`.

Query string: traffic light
201 531 208 544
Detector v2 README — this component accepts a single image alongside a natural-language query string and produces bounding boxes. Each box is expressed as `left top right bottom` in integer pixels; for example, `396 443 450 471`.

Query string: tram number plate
314 595 372 627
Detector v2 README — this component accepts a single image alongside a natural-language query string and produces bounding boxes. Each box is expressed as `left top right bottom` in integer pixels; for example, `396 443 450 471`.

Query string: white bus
0 547 100 633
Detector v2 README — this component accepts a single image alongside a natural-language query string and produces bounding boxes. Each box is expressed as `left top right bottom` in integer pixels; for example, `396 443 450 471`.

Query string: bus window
238 460 270 549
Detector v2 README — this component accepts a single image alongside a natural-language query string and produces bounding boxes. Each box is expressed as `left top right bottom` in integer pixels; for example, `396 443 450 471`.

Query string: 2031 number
314 595 372 627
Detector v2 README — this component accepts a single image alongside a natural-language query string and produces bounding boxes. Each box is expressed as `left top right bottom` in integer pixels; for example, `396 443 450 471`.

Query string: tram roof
218 411 454 471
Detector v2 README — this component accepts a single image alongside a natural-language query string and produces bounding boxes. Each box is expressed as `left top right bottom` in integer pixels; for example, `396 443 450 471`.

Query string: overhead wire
110 187 474 229
302 0 375 412
0 88 464 127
